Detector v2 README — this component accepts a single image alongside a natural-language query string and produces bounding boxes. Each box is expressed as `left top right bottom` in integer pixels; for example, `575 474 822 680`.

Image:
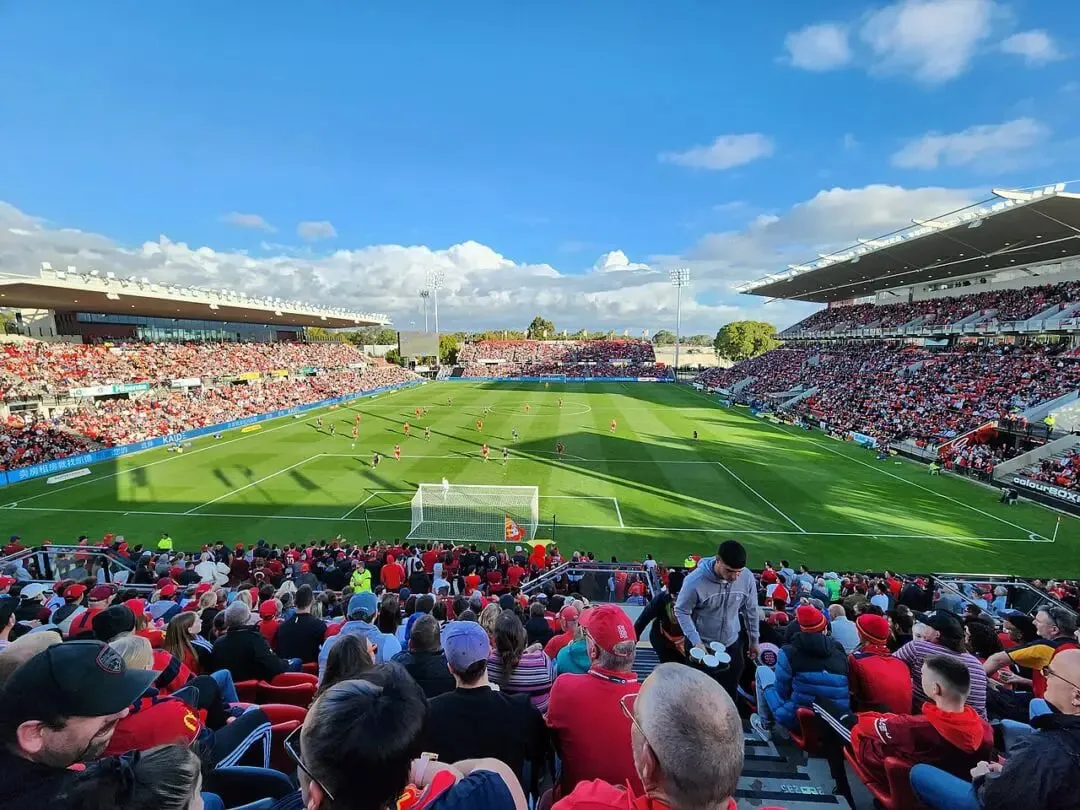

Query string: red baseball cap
580 604 635 655
0 576 15 589
64 584 87 600
159 583 178 597
258 601 278 619
88 585 114 601
559 605 580 622
124 598 147 620
195 583 213 595
300 563 310 573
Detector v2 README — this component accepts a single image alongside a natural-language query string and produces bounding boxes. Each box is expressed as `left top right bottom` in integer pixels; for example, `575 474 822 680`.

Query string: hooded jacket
851 703 993 781
773 631 849 731
317 618 401 680
556 638 591 676
974 710 1080 810
674 560 758 649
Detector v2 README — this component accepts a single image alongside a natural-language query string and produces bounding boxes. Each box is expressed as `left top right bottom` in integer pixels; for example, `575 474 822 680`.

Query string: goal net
409 483 539 544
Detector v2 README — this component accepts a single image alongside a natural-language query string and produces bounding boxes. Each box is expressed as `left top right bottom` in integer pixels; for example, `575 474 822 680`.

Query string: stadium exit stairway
630 620 851 808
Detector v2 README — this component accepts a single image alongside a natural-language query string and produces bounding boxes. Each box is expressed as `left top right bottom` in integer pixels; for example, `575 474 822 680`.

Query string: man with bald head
553 662 744 810
911 647 1080 810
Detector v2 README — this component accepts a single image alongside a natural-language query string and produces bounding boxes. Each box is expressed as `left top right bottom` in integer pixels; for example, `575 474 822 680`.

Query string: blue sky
0 0 1077 333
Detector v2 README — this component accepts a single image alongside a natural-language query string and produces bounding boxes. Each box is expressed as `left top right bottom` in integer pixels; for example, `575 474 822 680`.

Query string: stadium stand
456 339 670 379
3 536 1079 810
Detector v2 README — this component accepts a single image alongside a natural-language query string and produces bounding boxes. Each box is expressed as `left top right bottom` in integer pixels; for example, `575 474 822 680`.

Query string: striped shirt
487 649 556 713
892 639 988 719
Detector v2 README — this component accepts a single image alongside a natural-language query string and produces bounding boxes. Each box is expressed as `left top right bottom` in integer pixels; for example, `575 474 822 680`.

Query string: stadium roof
737 183 1080 304
0 264 389 328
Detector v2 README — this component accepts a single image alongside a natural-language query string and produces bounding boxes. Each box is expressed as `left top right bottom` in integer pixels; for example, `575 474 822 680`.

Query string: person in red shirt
552 662 748 810
486 568 504 594
544 605 580 660
422 545 439 573
67 584 115 639
547 604 643 796
850 654 993 783
259 598 282 650
529 542 547 572
847 613 913 714
127 599 166 648
507 559 525 589
381 554 406 591
464 570 481 595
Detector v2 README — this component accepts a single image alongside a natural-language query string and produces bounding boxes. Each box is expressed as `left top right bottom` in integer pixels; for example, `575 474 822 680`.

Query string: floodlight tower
419 289 430 331
427 271 445 334
669 268 691 379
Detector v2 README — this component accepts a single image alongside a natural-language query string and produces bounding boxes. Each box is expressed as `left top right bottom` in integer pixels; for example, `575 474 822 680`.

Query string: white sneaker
750 712 772 742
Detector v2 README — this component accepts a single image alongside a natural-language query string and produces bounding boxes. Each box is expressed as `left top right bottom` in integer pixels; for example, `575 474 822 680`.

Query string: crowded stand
457 339 669 379
1016 444 1080 492
1 364 417 470
696 342 1080 446
2 534 1079 810
783 279 1080 337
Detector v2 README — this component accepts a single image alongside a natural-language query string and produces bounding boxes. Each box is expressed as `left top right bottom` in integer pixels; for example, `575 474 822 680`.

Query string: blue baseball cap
348 591 378 619
443 620 491 670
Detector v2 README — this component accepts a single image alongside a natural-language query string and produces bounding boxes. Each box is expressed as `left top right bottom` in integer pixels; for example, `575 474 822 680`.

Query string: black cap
718 540 747 569
915 610 963 640
92 605 136 642
0 595 15 628
0 641 156 721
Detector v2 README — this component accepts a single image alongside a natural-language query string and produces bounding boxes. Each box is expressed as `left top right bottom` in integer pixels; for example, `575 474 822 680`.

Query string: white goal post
409 483 539 544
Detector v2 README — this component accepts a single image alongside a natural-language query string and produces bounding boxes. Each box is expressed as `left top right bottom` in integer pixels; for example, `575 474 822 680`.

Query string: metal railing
521 560 660 603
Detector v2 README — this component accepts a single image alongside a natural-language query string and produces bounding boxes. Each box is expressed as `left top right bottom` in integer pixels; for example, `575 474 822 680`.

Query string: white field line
684 386 1051 542
613 497 625 528
318 453 728 464
0 504 1050 542
340 493 377 520
716 461 807 534
183 454 324 515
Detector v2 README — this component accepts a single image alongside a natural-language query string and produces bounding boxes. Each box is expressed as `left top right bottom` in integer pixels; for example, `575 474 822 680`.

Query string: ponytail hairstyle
493 609 526 687
59 745 203 810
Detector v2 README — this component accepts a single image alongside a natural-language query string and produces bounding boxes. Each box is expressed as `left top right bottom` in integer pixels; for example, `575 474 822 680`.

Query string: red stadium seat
270 672 318 688
234 680 260 704
844 748 925 810
270 720 302 774
257 681 316 708
258 703 308 724
301 661 319 675
788 707 823 755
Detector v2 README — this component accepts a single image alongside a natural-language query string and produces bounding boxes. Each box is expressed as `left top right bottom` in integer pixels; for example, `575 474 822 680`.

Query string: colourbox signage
1011 476 1080 505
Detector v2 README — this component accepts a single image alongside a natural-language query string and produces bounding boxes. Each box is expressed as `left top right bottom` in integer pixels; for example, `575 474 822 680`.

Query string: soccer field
2 382 1075 576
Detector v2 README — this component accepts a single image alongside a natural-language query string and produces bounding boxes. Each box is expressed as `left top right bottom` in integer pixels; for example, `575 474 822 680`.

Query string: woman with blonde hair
478 602 501 636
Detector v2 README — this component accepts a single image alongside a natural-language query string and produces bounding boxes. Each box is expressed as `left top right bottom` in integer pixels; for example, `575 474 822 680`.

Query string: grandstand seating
696 342 1080 446
1016 443 1080 492
783 279 1080 338
457 339 669 379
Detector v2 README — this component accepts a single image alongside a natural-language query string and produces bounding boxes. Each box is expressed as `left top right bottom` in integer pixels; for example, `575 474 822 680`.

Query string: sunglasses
285 724 335 804
619 693 652 751
1042 665 1080 692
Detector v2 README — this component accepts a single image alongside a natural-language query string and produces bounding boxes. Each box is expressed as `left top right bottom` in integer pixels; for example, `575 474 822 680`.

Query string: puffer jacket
975 710 1080 810
773 631 849 731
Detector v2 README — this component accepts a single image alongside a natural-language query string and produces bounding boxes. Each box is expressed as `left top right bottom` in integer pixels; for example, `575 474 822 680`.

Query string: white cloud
891 117 1049 170
1001 30 1064 66
297 220 337 241
592 250 650 273
784 23 852 71
0 186 977 334
659 133 775 171
220 212 276 232
859 0 998 84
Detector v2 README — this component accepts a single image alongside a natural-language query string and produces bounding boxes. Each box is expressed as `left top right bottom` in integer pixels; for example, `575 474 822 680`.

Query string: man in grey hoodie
675 540 760 698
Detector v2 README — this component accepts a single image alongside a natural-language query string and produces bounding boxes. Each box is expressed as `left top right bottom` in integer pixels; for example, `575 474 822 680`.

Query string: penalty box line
0 504 1048 542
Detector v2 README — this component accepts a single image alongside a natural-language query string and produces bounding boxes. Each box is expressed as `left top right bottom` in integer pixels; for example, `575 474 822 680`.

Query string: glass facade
70 312 302 342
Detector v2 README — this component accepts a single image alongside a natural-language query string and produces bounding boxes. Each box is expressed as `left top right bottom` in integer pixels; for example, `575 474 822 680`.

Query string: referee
674 540 760 698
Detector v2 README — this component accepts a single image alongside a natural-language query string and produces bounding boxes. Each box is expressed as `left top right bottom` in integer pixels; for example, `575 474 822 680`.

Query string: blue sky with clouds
0 1 1077 333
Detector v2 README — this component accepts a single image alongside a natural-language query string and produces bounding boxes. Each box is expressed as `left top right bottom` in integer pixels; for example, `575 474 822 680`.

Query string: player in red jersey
355 412 361 425
610 418 617 433
403 421 410 437
476 418 483 432
481 443 490 462
393 444 402 461
555 441 565 458
415 406 422 418
351 425 358 439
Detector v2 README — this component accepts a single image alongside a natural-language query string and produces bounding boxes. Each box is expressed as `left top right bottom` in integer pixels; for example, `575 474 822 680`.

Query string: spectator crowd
458 340 668 380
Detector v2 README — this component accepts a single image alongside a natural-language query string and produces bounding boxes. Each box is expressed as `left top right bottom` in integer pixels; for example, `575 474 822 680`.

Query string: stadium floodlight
426 271 444 335
669 268 690 377
419 290 430 331
409 483 538 544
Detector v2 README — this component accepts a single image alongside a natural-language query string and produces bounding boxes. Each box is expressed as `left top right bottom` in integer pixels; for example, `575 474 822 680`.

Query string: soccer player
524 403 531 414
447 397 453 407
502 447 509 465
693 429 698 441
424 426 431 441
316 416 323 428
511 427 519 442
481 443 490 463
556 441 565 458
403 421 410 437
441 476 450 496
355 412 361 425
372 452 381 468
558 398 563 408
610 418 617 433
351 425 359 440
476 418 483 432
394 444 402 461
329 422 336 436
415 406 422 418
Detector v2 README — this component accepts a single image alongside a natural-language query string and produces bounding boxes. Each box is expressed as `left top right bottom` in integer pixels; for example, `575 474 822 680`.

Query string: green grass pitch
2 382 1075 576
